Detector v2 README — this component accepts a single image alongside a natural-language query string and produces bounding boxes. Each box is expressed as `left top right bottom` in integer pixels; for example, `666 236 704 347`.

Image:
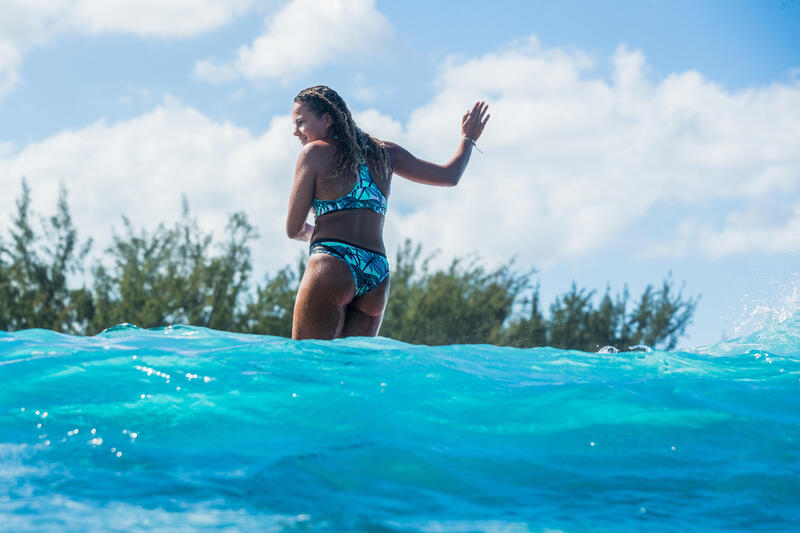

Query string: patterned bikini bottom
308 239 390 298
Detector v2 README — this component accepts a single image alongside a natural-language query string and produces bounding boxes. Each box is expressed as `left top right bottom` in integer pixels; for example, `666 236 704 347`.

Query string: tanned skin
286 94 490 340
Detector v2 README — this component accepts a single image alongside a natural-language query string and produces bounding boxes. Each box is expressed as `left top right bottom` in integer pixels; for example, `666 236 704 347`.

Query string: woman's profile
286 86 489 339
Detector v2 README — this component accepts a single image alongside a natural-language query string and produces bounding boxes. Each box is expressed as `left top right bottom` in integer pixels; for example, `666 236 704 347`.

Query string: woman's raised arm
387 101 489 187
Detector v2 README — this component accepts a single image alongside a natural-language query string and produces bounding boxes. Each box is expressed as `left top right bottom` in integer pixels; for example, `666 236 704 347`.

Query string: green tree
381 239 530 345
1 180 92 333
88 203 259 333
238 256 304 337
1 183 699 350
502 279 697 351
501 282 547 347
627 277 698 350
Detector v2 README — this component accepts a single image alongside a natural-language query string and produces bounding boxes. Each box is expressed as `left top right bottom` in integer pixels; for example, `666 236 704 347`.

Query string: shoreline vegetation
0 181 697 350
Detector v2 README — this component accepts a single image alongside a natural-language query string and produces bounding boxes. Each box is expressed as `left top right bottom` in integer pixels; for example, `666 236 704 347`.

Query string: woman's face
292 102 331 145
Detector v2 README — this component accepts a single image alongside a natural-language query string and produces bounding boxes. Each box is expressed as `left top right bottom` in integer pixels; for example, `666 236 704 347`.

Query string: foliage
503 281 698 351
0 184 699 350
381 240 530 345
0 180 92 333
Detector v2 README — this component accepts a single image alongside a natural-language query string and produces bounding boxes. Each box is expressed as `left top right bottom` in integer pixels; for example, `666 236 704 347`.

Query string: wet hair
294 85 390 187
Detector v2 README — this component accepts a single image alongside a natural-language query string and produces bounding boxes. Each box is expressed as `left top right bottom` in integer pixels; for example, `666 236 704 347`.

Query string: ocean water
1 319 799 533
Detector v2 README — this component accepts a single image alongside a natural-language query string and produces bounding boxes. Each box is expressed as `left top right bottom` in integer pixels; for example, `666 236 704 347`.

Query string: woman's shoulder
297 140 336 169
300 140 336 157
380 140 403 167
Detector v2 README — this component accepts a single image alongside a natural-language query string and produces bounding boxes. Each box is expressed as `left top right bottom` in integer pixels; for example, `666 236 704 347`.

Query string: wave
1 318 799 532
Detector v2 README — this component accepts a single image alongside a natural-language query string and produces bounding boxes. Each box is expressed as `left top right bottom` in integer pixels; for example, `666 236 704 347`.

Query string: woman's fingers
462 101 489 140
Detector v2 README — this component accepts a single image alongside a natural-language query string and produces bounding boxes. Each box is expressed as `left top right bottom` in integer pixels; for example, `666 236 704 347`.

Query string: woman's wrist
461 135 482 153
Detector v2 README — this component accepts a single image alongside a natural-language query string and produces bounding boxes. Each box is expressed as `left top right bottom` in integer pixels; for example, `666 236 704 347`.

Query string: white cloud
643 204 800 260
1 35 798 281
0 96 300 274
0 40 21 100
0 0 260 100
368 38 800 267
70 0 257 37
697 204 800 257
194 0 392 83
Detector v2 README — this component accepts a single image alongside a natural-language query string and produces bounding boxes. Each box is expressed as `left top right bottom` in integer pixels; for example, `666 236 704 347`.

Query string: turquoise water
1 319 799 532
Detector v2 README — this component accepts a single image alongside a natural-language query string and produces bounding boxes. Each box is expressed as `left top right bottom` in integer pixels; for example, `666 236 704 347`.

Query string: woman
286 86 489 339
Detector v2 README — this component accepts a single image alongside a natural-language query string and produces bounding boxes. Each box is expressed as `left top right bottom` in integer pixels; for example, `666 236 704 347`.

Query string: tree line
0 181 698 350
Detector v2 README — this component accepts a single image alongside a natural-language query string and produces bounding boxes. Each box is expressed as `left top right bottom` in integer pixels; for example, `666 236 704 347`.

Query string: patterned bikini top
312 163 388 217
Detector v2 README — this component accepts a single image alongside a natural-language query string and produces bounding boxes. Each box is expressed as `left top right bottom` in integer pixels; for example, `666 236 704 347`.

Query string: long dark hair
294 86 390 187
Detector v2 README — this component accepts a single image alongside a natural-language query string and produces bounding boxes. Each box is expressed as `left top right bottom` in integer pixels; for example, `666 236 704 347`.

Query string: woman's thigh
292 254 355 339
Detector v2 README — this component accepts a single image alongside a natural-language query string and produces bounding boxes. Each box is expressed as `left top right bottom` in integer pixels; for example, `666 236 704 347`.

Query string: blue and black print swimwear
312 163 388 216
309 239 389 298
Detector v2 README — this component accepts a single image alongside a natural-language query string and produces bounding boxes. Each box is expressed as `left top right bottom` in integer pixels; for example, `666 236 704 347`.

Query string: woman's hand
462 101 490 141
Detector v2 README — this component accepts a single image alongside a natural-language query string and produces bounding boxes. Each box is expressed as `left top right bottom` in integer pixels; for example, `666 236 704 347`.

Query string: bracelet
462 135 483 153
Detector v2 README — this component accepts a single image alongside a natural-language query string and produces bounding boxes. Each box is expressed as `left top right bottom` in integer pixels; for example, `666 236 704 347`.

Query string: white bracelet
462 135 483 153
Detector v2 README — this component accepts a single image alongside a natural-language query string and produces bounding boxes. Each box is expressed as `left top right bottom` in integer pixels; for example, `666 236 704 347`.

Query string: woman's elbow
445 171 462 187
286 222 301 239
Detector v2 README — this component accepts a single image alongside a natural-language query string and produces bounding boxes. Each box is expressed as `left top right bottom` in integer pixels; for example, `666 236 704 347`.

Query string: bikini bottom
308 239 389 297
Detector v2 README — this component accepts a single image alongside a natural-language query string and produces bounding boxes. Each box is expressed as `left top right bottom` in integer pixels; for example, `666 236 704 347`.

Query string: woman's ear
323 112 333 128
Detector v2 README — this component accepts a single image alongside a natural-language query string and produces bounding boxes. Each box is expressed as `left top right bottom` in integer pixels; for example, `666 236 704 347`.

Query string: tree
238 256 303 337
2 184 699 351
501 279 698 351
501 283 548 347
0 180 92 333
380 239 530 345
627 276 698 350
88 202 259 333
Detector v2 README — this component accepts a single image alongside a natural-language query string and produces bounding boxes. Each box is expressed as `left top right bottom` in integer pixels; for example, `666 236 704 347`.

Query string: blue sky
1 0 798 346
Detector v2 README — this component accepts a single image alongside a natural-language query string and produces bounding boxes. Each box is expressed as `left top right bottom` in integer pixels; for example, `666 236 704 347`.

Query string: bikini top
312 163 388 217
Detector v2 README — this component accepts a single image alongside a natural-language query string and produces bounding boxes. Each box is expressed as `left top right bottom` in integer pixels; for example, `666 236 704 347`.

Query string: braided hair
294 86 391 189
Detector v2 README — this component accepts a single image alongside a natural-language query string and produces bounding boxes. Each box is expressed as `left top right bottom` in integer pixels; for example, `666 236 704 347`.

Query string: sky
0 0 798 347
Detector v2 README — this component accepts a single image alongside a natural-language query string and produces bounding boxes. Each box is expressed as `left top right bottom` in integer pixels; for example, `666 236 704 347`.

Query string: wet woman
286 86 489 339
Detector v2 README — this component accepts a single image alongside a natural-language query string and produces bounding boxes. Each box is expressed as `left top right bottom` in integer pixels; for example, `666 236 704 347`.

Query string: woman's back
306 141 390 254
